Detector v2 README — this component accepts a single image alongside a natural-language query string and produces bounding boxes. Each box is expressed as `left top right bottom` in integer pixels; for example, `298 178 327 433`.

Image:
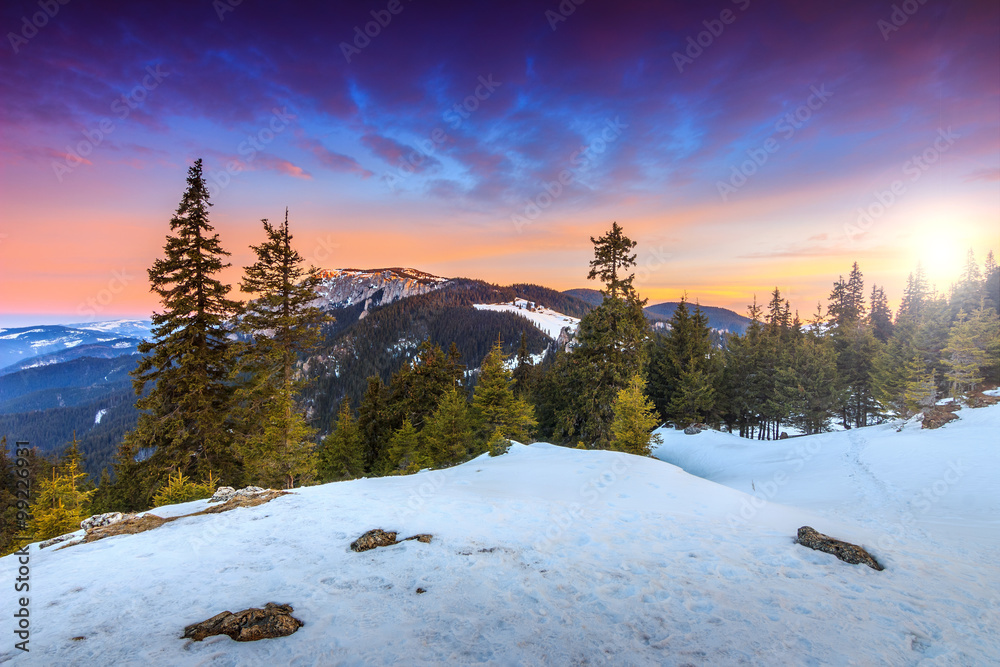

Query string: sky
1 0 998 326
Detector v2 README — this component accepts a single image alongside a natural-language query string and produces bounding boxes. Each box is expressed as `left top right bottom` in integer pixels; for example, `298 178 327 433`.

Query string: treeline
529 247 999 443
3 161 995 552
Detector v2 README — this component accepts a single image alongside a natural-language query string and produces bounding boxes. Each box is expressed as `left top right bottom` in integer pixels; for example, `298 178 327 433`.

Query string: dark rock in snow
796 526 883 571
921 404 960 430
966 391 999 409
683 423 706 435
351 529 399 552
182 603 303 642
350 529 433 551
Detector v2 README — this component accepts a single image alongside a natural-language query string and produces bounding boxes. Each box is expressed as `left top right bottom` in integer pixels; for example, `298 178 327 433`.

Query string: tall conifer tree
122 159 240 498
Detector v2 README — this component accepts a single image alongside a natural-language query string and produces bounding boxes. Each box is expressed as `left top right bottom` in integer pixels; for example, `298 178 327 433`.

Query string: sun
907 223 975 290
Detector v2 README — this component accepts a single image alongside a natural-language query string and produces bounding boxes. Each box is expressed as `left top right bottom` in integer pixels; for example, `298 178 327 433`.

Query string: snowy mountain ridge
311 267 450 315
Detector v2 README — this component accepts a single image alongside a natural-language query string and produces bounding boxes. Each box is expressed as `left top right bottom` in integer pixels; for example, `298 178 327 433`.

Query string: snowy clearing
474 300 580 339
2 407 998 665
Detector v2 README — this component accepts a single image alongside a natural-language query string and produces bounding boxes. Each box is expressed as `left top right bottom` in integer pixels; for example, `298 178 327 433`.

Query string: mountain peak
312 268 450 313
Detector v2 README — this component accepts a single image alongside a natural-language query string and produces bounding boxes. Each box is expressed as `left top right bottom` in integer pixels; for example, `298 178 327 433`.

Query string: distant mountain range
1 272 749 476
562 288 751 334
0 320 150 373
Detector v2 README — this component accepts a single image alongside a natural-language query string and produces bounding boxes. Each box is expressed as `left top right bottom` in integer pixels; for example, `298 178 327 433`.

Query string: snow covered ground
2 407 998 665
474 300 580 339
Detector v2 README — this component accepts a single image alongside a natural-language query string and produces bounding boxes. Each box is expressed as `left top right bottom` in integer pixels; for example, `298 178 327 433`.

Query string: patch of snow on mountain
95 408 108 424
474 299 580 339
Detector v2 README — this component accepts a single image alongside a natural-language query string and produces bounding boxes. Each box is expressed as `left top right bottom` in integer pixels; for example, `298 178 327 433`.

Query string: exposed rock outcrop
208 486 269 503
351 529 398 552
182 603 303 642
921 404 960 429
311 268 449 315
350 529 433 552
683 423 707 435
81 512 125 531
796 526 883 571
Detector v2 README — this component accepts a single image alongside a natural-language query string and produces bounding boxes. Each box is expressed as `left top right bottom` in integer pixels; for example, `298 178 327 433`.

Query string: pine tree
232 211 328 489
357 376 391 474
387 341 465 431
0 438 23 556
868 284 894 343
421 388 474 467
903 354 937 415
587 221 638 300
30 444 93 542
123 159 241 498
318 398 364 481
610 374 663 456
943 311 987 397
898 264 929 322
386 419 427 474
511 332 535 398
668 368 715 428
472 339 537 445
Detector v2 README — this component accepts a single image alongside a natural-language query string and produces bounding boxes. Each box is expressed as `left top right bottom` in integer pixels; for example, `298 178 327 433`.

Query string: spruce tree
123 159 241 497
610 374 662 456
943 312 987 397
421 388 474 466
232 211 328 488
903 354 937 415
318 398 364 481
511 332 535 398
358 376 391 474
472 339 537 445
30 444 93 542
386 419 427 474
868 285 894 343
0 438 22 556
587 221 637 300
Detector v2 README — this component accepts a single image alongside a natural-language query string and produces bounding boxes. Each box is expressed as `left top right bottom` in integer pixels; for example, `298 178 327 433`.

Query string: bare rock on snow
921 404 960 430
81 512 125 532
209 486 269 503
182 603 303 642
684 423 706 435
350 529 433 552
351 529 399 552
796 526 883 571
39 533 78 549
966 391 1000 409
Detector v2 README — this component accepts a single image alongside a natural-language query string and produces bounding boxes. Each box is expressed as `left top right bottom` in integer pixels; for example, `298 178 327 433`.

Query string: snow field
1 407 998 665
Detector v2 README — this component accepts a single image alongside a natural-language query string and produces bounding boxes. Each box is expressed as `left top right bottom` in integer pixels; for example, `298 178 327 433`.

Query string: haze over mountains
1 268 746 477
